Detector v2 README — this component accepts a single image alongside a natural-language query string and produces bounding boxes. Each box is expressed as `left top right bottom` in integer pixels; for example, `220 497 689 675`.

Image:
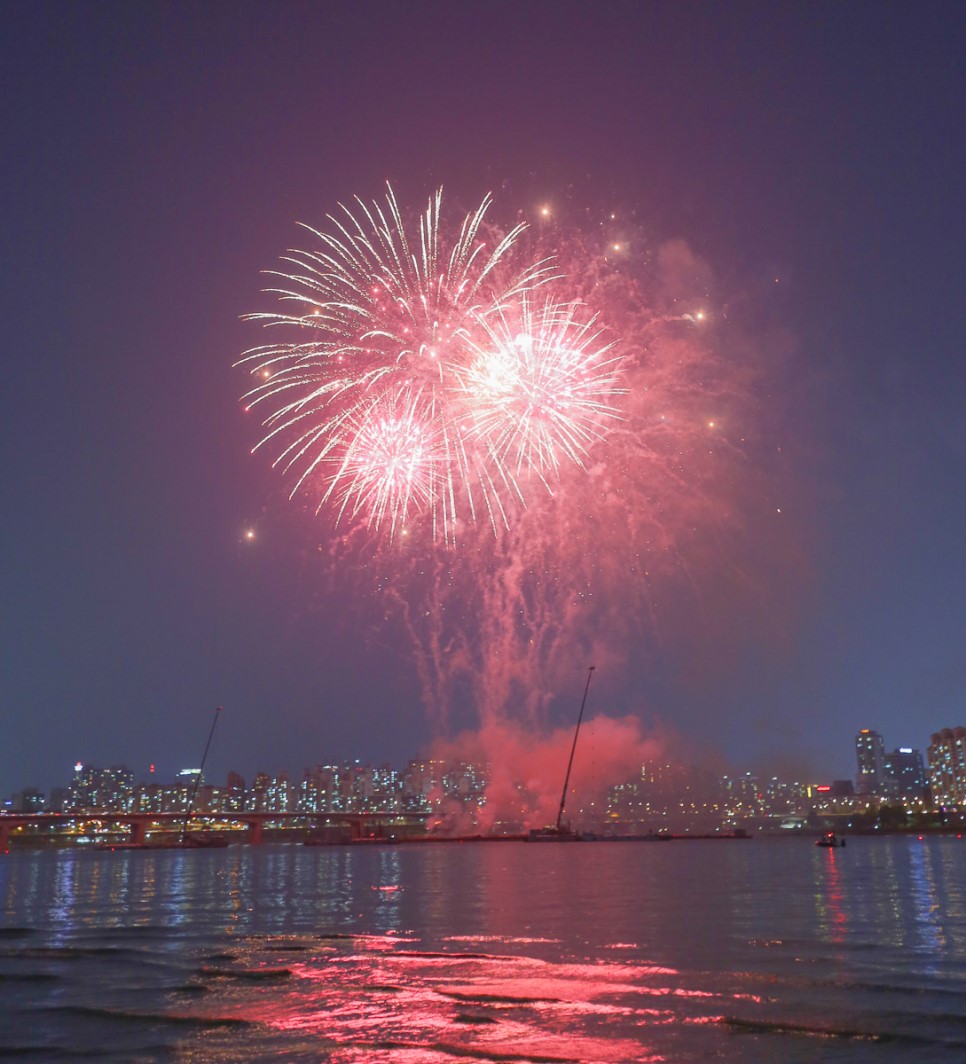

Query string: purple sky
2 2 964 793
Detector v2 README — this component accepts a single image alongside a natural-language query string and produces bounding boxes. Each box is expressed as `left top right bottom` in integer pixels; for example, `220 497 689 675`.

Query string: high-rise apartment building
68 764 134 811
884 747 927 798
855 729 887 794
928 728 966 807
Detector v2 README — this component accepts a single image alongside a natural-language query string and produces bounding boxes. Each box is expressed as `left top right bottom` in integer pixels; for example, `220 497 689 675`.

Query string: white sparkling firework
238 186 623 541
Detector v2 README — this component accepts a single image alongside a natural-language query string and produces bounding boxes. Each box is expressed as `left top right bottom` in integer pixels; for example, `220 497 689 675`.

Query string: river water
1 835 965 1061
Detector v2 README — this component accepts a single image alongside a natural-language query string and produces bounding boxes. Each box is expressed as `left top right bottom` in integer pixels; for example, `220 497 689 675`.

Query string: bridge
0 810 430 849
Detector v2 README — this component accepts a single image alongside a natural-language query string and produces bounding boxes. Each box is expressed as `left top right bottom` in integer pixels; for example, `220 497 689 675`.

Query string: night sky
3 2 964 795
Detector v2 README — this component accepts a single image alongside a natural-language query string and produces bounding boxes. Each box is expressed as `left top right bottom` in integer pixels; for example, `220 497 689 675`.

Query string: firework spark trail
239 186 622 542
386 230 757 731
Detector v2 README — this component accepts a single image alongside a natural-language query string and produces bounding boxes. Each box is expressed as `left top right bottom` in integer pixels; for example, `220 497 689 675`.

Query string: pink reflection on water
445 934 559 945
184 932 766 1063
822 849 848 944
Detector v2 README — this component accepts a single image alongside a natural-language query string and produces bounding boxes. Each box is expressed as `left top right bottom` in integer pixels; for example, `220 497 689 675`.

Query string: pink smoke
430 714 664 834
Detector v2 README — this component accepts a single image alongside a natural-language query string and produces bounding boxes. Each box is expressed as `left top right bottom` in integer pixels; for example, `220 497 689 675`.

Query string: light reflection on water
0 836 965 1061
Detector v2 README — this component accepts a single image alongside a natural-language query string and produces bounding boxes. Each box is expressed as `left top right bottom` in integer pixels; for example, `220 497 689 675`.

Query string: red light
815 785 831 793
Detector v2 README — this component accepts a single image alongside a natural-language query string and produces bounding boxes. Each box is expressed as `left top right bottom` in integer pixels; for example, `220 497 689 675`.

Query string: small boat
94 834 230 851
179 707 223 847
527 825 582 842
179 834 230 848
102 708 229 852
816 831 846 848
526 667 595 844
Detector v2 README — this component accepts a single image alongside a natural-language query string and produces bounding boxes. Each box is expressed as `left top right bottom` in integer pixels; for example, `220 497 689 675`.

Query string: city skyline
7 729 953 848
4 722 937 814
3 5 965 790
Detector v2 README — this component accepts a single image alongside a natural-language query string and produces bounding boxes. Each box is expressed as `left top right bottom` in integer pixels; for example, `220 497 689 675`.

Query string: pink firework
372 220 768 729
239 187 622 541
329 389 445 539
459 296 622 489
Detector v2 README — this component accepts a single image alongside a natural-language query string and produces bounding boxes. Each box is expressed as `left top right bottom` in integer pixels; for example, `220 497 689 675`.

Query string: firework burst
459 296 621 487
238 189 780 745
239 186 623 541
